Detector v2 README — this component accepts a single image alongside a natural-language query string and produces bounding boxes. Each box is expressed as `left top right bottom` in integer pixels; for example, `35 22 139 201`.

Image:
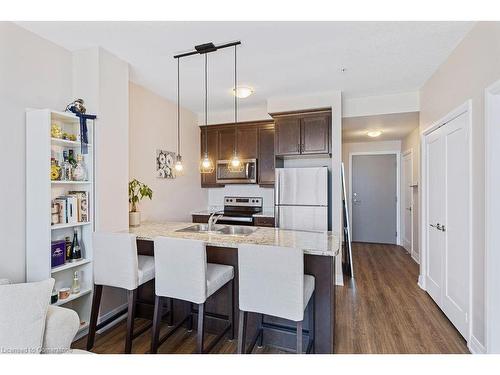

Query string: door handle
430 223 445 231
406 207 412 211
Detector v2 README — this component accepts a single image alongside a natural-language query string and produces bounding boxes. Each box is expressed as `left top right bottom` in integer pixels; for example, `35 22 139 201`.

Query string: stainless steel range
213 196 263 226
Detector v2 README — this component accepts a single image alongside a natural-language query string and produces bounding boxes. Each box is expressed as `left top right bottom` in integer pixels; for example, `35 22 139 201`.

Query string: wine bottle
68 228 82 262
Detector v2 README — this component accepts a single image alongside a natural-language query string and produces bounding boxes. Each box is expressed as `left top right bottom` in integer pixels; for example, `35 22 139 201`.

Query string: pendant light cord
177 58 181 156
233 44 238 155
204 53 208 156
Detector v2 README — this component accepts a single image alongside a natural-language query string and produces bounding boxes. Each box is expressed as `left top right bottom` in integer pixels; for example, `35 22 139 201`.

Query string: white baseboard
418 275 426 290
468 335 486 354
96 303 128 334
411 251 420 264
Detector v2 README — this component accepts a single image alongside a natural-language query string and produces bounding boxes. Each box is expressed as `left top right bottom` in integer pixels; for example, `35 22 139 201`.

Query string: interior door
441 112 469 338
351 154 397 244
424 110 469 339
425 128 445 305
402 152 413 252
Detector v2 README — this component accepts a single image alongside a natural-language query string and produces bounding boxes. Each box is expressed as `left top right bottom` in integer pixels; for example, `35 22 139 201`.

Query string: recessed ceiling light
233 86 254 98
367 130 382 138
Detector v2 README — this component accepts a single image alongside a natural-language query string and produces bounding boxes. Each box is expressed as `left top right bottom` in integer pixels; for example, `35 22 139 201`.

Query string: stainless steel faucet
208 212 223 231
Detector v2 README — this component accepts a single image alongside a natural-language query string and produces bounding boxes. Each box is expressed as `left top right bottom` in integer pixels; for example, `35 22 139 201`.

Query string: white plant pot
129 211 141 227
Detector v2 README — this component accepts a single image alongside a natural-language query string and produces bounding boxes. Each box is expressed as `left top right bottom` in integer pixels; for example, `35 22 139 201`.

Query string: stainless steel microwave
216 159 257 184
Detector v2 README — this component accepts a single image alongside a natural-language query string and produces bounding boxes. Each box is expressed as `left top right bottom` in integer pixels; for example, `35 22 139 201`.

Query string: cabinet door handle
297 143 300 152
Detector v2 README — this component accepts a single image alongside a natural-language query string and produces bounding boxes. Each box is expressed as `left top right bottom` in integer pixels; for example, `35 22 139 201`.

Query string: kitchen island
127 221 340 353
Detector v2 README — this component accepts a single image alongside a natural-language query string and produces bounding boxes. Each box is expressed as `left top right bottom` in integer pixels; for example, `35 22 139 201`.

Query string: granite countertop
127 221 339 257
191 208 274 218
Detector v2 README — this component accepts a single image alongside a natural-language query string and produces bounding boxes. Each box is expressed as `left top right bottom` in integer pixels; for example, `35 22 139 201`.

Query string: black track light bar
174 40 241 59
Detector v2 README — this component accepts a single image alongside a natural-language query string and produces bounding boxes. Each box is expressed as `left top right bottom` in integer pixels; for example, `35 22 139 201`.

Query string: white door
425 110 469 339
441 112 469 338
425 127 445 305
402 152 413 253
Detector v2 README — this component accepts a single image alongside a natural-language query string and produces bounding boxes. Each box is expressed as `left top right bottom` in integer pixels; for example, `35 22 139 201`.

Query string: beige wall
0 22 73 282
129 82 207 222
420 21 500 349
401 127 420 261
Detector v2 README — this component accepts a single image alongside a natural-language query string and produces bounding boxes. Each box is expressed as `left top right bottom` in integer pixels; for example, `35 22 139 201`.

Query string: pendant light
228 44 244 173
200 53 214 173
174 58 184 173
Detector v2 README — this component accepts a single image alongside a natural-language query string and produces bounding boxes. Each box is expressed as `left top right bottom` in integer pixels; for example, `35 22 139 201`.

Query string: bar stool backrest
153 237 207 304
238 244 305 322
93 232 139 290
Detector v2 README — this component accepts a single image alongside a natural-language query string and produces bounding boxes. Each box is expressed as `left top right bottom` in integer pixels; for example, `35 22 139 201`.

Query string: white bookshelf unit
26 109 95 340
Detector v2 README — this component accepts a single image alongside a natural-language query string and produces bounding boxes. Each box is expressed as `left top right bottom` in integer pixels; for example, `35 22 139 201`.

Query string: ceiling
17 21 473 114
342 112 419 143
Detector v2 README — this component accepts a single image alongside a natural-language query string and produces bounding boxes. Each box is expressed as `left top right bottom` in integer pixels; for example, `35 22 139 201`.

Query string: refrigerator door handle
275 169 280 228
275 206 280 228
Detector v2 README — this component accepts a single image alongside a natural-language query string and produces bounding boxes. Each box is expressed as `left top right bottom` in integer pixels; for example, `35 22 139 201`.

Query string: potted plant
128 179 153 227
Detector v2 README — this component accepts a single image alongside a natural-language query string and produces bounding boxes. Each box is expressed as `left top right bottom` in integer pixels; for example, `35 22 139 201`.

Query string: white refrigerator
274 167 329 231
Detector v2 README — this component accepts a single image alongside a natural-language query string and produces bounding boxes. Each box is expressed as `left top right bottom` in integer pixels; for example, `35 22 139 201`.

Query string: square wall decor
156 149 176 179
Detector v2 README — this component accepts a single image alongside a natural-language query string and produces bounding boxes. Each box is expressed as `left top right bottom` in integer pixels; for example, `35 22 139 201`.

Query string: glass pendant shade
199 153 214 173
174 154 184 173
228 153 244 172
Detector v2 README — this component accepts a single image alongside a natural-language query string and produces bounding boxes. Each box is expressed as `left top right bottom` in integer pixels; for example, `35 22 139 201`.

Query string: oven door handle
220 216 254 223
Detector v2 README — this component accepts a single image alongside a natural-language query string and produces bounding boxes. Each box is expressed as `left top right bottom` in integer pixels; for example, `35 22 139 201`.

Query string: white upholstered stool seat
237 244 316 354
138 255 155 286
207 263 234 298
303 275 315 309
151 237 235 354
88 232 160 354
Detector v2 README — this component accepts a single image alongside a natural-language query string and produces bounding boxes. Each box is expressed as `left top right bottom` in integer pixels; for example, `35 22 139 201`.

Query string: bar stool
237 244 315 354
87 232 161 354
151 237 234 354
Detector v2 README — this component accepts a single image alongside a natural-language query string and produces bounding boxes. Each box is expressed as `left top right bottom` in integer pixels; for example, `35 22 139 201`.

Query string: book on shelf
52 191 89 225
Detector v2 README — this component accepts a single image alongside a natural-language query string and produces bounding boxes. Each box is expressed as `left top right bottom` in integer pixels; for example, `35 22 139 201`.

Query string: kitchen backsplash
207 185 274 209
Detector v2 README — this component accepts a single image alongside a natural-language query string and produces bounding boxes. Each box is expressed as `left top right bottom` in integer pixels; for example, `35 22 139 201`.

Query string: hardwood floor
73 242 469 354
336 242 469 354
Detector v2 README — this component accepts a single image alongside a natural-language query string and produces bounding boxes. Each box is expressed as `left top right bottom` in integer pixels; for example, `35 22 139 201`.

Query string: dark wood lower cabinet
136 240 335 354
254 216 275 227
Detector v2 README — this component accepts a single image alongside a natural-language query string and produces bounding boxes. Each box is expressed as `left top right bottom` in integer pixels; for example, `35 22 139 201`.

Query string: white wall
401 127 420 261
0 22 73 282
73 47 130 316
342 140 402 243
419 22 500 352
342 91 420 118
130 82 208 221
200 102 271 125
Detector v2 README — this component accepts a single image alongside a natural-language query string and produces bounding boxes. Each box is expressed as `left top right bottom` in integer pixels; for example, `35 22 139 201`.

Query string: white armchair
0 278 85 354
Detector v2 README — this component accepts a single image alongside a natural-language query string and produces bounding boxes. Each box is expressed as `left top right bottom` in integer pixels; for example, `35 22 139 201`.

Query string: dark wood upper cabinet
275 116 301 156
257 124 275 186
272 109 331 156
200 127 219 187
301 113 331 155
217 128 236 161
237 126 258 159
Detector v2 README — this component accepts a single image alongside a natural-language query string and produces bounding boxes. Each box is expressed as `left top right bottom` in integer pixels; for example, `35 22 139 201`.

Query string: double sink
176 224 258 236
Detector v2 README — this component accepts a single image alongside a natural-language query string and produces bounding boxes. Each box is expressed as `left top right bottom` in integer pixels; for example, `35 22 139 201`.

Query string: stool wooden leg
196 303 205 354
168 298 174 326
296 320 303 354
237 310 247 354
310 292 315 353
228 279 235 340
258 314 264 347
125 288 137 354
86 284 102 351
187 303 194 331
151 295 162 354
